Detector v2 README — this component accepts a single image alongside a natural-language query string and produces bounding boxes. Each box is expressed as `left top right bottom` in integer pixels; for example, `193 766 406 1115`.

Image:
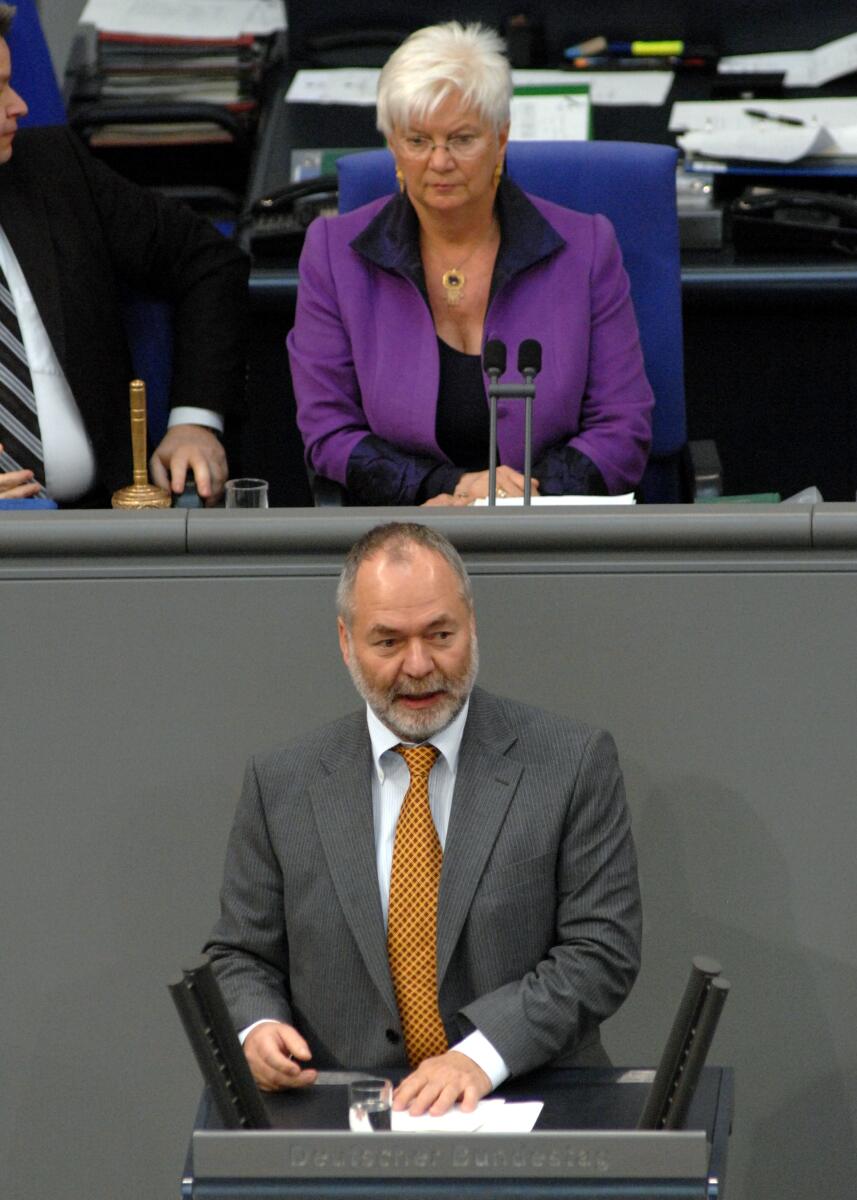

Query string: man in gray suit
206 522 641 1116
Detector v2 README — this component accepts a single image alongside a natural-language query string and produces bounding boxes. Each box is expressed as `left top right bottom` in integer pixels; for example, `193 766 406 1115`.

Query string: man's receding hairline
337 521 473 627
356 540 466 586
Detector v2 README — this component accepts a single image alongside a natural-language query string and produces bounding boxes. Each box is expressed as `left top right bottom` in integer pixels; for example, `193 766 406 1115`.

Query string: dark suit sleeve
458 730 642 1076
204 758 295 1032
62 129 249 420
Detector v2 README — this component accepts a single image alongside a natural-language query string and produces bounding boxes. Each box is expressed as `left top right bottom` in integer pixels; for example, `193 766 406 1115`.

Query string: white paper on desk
286 69 380 105
719 30 857 89
392 1099 543 1133
473 494 636 506
80 0 285 38
670 96 857 133
678 124 833 164
510 94 589 141
513 69 672 107
285 67 670 109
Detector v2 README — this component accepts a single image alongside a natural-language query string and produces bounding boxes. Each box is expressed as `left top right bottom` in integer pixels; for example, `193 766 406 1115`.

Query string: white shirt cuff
452 1031 510 1090
167 406 224 434
237 1018 281 1045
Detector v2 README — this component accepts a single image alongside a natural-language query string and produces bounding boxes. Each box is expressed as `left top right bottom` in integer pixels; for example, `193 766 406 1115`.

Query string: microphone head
483 339 507 376
518 339 542 377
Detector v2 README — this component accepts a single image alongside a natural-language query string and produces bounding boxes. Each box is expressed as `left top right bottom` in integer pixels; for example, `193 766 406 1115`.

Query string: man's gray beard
346 635 479 742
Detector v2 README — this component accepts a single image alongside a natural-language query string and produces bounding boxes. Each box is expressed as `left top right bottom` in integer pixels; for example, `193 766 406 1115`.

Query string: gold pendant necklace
441 268 466 305
429 218 498 306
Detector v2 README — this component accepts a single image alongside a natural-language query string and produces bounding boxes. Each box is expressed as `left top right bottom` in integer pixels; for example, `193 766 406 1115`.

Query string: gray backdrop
2 507 856 1199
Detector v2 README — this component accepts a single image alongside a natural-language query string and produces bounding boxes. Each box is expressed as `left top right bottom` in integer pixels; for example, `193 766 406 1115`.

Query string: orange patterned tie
387 744 448 1066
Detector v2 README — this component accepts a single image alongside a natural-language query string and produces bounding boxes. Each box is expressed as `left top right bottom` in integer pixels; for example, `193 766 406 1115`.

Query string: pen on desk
563 35 607 57
743 108 806 127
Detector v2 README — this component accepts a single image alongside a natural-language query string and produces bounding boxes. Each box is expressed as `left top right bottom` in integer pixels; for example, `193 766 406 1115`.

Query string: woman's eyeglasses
398 132 488 161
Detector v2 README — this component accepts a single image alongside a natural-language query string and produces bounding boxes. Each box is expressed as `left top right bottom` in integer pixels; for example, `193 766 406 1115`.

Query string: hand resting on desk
0 444 41 499
393 1050 491 1116
454 465 540 501
149 424 228 506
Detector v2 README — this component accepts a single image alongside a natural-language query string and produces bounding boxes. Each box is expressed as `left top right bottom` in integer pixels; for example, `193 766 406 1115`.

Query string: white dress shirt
242 700 510 1090
0 222 221 502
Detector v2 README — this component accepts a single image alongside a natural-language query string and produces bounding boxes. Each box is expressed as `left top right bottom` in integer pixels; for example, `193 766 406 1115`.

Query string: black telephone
731 187 857 255
240 174 339 260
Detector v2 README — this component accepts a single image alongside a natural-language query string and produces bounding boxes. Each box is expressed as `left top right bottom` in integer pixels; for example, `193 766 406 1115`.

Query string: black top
434 336 491 470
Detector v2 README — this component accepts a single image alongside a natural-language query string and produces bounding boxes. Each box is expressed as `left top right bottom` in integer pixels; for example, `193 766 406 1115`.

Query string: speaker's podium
175 959 733 1199
183 1065 733 1199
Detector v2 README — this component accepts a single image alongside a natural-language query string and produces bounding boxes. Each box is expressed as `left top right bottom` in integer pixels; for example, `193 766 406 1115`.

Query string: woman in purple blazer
287 22 654 505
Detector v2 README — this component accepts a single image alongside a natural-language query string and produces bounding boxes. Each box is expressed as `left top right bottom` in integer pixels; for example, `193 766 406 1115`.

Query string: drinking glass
348 1077 393 1132
224 478 268 508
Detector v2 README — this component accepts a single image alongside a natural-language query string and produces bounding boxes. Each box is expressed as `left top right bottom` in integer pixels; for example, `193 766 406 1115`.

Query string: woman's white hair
376 22 512 137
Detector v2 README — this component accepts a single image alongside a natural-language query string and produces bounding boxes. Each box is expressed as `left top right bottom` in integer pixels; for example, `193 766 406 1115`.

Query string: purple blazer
288 181 653 496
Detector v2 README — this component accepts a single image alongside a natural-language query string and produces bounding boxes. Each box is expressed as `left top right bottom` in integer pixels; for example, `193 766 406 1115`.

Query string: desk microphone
483 339 507 379
483 341 507 506
518 338 542 379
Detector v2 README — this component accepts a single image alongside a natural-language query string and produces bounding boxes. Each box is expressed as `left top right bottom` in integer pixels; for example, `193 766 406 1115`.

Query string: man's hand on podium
393 1050 491 1117
243 1020 318 1091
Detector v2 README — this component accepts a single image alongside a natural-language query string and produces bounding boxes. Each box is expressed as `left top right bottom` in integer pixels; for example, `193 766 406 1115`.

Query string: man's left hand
392 1051 491 1117
150 424 227 505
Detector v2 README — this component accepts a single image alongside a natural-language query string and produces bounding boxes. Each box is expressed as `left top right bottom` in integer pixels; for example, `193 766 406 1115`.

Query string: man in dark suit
206 522 641 1115
0 7 248 506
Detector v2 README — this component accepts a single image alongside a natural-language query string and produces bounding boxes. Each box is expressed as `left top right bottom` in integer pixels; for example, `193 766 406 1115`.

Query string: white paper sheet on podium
392 1099 544 1133
473 494 636 506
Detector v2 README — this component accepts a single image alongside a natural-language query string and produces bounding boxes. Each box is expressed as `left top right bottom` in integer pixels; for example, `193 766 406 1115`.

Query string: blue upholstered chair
337 142 688 503
7 0 65 126
121 293 174 448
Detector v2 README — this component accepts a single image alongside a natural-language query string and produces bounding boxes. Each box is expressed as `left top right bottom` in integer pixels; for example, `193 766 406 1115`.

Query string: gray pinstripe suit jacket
205 687 641 1076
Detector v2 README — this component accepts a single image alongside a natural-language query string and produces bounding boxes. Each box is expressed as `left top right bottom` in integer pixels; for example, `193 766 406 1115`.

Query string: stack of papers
77 0 286 146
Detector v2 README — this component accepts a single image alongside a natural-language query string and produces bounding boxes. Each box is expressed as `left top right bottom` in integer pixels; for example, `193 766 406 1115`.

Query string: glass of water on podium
348 1077 393 1132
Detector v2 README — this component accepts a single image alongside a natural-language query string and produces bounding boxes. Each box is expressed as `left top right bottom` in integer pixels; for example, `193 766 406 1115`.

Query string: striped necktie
387 743 449 1066
0 260 45 490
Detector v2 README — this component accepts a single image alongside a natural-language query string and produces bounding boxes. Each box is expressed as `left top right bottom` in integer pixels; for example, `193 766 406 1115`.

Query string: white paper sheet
719 31 857 88
671 97 857 163
513 69 673 107
678 124 833 164
285 68 671 109
392 1099 543 1133
285 69 380 105
80 0 285 38
473 494 636 506
510 93 590 141
670 96 857 133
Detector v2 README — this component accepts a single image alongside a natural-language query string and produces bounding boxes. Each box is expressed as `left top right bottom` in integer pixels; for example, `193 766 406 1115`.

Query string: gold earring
493 160 503 186
395 167 405 194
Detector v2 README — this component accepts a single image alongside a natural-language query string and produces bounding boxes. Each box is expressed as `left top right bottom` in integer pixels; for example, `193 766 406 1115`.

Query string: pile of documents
76 0 286 146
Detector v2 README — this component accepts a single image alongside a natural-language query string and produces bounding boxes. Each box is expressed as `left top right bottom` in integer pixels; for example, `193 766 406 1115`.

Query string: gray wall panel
3 552 857 1199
